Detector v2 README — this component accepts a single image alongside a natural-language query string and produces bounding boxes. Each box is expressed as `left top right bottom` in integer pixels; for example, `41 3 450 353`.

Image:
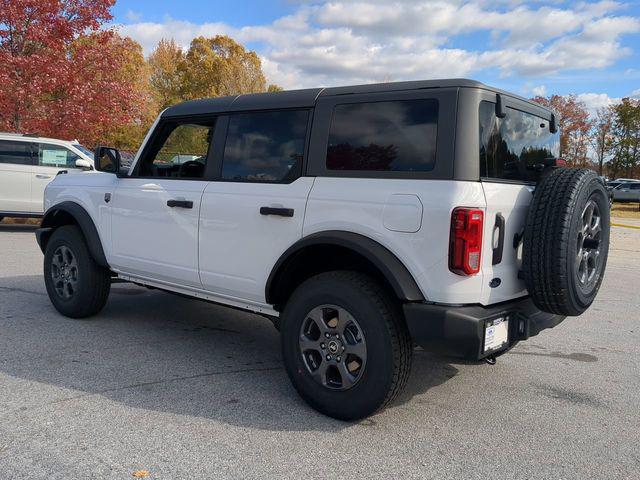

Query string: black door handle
260 206 294 217
492 213 506 265
167 199 193 209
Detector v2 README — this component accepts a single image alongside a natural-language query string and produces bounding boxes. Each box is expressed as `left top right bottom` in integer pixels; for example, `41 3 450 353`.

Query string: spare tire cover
522 168 610 316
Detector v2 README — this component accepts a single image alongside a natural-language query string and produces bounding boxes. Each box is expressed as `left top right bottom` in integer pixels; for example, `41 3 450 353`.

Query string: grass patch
611 202 640 220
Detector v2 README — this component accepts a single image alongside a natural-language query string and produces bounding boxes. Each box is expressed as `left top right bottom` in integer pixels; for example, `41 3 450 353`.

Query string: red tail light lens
449 207 484 276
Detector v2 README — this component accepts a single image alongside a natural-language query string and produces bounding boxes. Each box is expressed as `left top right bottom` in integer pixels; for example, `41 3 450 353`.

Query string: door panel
199 178 314 303
31 166 60 213
480 182 532 304
0 163 32 212
31 143 85 212
0 140 33 212
110 179 207 287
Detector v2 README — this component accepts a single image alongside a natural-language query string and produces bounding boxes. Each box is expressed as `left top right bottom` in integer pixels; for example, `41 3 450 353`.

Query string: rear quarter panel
304 178 487 304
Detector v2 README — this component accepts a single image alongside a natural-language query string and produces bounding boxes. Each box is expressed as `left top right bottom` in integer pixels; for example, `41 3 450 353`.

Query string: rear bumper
403 297 566 360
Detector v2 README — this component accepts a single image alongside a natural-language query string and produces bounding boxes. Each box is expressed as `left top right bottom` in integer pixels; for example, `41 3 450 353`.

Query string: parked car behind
611 182 640 202
0 133 94 221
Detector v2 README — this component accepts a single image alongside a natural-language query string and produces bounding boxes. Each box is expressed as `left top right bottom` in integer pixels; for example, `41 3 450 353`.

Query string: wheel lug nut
320 343 326 349
325 333 330 338
326 355 331 361
336 356 341 362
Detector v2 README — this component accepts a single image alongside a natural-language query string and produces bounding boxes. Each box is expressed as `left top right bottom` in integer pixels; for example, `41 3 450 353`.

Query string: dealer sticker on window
484 317 509 353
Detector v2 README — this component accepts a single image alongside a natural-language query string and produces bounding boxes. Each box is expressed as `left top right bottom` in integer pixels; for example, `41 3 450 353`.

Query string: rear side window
326 99 438 172
0 140 32 165
479 101 559 183
37 143 81 168
222 110 309 182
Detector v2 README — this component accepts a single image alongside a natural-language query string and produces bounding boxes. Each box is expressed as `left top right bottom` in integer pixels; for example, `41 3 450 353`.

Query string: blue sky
112 1 640 112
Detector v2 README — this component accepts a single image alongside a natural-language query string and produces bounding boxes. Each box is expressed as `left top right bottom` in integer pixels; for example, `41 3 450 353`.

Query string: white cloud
114 1 640 89
124 9 142 22
631 89 640 98
531 85 547 96
577 92 620 117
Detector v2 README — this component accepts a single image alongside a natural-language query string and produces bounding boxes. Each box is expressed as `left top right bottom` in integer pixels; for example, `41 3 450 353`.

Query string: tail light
449 207 484 276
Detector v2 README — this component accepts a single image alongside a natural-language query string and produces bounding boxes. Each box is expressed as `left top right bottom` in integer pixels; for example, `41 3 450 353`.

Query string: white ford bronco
36 79 610 420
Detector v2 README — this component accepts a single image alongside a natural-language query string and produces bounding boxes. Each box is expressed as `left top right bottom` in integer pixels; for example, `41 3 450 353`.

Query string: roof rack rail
0 132 39 137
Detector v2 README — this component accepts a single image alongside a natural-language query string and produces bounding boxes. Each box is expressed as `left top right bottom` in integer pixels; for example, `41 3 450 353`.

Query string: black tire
523 168 610 316
281 271 412 420
44 225 111 318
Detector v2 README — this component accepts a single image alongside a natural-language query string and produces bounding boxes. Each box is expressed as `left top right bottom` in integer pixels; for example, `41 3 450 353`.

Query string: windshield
72 144 94 160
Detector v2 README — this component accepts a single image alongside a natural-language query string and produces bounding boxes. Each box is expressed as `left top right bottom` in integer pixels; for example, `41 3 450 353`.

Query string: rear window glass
326 99 438 172
0 140 32 165
479 101 559 183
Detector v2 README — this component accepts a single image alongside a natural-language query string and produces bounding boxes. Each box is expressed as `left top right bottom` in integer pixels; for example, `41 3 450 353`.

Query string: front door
31 142 85 213
110 118 217 288
198 109 313 304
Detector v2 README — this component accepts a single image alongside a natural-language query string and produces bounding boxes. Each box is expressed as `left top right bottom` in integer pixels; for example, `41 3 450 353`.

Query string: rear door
0 139 33 213
478 96 560 304
198 109 313 305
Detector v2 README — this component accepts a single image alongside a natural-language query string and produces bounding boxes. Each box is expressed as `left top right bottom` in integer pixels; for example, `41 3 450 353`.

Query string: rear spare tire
523 168 610 316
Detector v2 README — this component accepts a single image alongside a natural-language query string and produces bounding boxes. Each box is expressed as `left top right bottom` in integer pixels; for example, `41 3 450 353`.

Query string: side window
37 143 81 168
221 110 309 182
479 101 560 183
326 99 438 172
0 140 32 165
137 120 215 178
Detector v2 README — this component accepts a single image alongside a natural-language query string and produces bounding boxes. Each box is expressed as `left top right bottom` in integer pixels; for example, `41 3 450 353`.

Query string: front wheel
44 225 111 318
281 271 412 420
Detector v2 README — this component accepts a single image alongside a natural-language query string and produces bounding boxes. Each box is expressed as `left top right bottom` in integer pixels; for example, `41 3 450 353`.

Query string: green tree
180 35 267 99
608 98 640 179
532 94 592 167
148 38 184 110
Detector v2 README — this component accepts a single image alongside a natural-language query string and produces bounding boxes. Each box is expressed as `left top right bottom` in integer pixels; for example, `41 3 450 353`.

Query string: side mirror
94 146 122 175
75 158 93 170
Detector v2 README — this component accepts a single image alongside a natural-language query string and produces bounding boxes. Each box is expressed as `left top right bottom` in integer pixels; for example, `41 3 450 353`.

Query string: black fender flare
37 201 109 268
266 230 424 304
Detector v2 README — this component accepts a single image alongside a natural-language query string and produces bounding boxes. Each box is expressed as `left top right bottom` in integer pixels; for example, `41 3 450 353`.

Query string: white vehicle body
39 79 613 420
0 133 93 217
42 80 555 312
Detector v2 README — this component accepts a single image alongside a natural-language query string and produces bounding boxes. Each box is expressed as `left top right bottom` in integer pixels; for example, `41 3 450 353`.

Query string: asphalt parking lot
0 222 639 479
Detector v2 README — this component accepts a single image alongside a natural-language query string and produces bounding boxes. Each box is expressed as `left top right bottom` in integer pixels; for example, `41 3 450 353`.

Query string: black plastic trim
403 296 566 360
38 202 108 268
260 207 294 217
492 213 505 265
266 230 424 304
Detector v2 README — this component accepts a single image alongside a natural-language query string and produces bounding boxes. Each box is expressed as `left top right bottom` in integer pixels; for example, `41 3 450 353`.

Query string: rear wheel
281 271 412 420
44 225 111 318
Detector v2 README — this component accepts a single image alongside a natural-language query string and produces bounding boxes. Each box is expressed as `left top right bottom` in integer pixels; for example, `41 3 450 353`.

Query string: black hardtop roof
162 78 544 118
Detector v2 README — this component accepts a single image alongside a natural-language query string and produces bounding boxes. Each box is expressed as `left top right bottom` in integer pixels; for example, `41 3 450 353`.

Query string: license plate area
483 316 509 354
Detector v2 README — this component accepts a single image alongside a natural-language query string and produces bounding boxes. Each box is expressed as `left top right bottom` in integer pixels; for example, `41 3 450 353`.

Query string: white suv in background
0 133 93 220
36 79 610 420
